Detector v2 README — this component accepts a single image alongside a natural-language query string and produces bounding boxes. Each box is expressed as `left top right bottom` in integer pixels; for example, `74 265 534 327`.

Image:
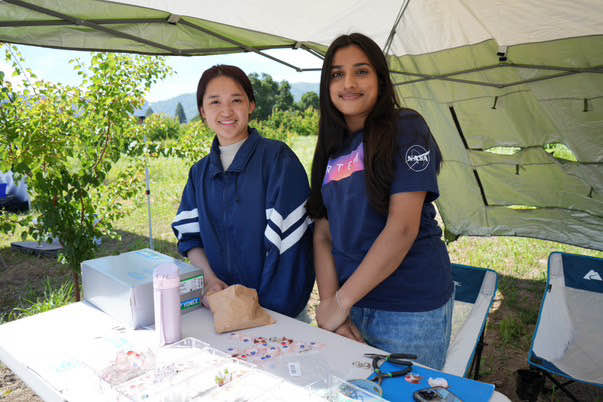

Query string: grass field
0 135 601 401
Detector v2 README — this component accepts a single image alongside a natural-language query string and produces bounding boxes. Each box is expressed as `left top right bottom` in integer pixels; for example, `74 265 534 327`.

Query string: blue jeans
349 292 454 370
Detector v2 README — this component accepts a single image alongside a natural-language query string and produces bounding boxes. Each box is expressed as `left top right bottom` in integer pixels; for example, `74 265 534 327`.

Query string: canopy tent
1 0 601 250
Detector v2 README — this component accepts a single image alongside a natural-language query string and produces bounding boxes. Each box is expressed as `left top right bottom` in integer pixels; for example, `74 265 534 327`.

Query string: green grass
0 278 73 324
290 135 316 177
499 315 525 347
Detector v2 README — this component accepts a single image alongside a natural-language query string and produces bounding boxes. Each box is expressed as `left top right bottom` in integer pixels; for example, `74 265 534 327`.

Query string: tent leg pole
472 332 485 380
145 164 153 250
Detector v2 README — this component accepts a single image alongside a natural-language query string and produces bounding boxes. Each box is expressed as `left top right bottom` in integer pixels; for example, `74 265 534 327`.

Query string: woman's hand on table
335 318 365 343
316 291 350 331
202 277 228 307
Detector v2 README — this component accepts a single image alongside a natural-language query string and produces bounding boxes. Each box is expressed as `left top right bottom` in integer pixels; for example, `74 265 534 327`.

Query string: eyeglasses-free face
200 75 256 146
329 45 379 133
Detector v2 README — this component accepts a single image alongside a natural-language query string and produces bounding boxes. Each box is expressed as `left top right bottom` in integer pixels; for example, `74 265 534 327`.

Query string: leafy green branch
0 44 171 300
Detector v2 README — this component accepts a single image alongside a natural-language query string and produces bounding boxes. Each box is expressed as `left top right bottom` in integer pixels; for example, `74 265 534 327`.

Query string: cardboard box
82 249 203 329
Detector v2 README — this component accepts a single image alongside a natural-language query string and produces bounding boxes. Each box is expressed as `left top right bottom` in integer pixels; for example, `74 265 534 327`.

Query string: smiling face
329 45 379 133
200 75 256 146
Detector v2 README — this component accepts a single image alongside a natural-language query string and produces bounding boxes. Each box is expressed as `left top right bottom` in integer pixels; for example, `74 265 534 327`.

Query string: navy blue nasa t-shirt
321 110 453 312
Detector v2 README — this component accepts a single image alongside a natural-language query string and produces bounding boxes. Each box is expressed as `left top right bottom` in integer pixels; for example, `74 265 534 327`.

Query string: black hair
196 64 255 112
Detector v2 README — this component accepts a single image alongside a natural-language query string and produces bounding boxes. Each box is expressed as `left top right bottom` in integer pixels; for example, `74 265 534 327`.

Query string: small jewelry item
215 368 232 387
428 377 449 388
404 372 423 384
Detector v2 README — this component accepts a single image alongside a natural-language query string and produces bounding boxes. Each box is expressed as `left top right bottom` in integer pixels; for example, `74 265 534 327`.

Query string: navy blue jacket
172 128 314 317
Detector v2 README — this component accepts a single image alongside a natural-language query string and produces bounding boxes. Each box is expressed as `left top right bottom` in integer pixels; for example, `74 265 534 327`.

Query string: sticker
405 145 430 172
180 297 200 310
405 372 423 384
288 362 301 377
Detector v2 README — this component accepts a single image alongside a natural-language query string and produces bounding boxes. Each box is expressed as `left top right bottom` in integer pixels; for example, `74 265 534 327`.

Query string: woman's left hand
335 319 365 343
316 293 350 331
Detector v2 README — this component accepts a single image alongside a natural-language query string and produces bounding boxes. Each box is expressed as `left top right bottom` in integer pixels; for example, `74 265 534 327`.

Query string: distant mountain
290 82 320 102
146 82 319 121
149 93 197 122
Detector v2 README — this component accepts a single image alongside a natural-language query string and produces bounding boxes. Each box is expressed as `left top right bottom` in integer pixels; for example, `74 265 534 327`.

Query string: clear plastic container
78 336 381 402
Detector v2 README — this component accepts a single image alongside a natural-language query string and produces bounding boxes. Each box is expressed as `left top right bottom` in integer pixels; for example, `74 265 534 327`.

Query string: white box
82 248 203 329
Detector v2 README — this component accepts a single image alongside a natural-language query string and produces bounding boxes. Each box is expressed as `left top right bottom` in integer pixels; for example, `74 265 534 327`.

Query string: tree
175 102 187 124
274 81 294 112
0 45 170 301
145 106 154 117
297 91 319 111
248 73 296 120
249 72 278 120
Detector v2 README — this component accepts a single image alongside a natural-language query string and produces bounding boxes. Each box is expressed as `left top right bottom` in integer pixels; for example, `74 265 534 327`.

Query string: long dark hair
196 64 256 112
307 33 400 218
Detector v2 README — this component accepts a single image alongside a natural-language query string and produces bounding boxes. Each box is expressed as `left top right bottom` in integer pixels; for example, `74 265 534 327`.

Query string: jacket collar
208 127 261 176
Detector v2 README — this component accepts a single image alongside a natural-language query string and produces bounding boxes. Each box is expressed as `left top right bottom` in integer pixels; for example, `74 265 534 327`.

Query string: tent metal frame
1 0 323 71
391 63 603 89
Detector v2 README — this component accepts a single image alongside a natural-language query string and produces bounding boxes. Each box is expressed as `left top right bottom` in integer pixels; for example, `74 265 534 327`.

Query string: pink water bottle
153 263 182 346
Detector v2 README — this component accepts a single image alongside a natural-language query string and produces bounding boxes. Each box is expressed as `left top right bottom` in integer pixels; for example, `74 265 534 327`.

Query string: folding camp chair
443 263 498 379
528 252 603 401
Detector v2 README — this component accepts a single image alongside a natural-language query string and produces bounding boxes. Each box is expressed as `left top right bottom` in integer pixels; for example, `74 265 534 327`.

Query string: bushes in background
138 108 318 161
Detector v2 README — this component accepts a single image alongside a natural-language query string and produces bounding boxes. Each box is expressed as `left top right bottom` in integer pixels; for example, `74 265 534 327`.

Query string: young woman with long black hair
308 34 454 369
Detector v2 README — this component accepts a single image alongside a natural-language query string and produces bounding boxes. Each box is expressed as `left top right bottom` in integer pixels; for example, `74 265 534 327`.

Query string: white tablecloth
0 302 510 401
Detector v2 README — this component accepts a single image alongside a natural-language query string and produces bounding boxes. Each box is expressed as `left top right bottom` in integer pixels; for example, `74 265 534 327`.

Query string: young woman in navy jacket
172 65 314 319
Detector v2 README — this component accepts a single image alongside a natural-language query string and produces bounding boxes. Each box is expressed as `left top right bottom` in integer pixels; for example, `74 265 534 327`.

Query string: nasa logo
405 145 430 172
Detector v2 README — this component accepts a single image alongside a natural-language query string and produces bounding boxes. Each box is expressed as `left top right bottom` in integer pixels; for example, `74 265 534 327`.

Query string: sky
2 44 322 102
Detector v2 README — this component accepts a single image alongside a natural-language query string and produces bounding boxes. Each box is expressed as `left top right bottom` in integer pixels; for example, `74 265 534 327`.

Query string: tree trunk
72 269 81 302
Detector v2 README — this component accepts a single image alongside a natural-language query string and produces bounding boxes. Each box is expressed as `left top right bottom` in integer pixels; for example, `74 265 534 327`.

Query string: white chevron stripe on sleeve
264 216 310 255
173 208 199 224
264 224 281 250
265 199 308 233
265 208 283 228
173 222 200 240
279 216 310 254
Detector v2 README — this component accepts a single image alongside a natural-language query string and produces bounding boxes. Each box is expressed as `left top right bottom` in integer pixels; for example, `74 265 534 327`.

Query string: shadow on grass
96 228 180 259
481 272 602 402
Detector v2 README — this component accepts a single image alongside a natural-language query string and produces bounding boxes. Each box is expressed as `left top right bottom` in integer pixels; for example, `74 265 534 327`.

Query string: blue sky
5 45 322 102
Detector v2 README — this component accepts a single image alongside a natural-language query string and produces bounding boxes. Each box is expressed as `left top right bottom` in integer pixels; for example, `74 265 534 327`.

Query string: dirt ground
0 364 41 402
0 250 601 401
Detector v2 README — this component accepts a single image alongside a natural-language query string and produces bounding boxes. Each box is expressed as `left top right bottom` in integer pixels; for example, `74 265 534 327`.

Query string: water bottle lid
153 263 180 289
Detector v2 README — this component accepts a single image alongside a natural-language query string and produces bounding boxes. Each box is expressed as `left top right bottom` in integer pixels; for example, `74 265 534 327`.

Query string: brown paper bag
206 284 275 333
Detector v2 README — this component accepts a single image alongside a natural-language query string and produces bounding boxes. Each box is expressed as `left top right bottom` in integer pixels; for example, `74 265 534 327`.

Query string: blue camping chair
443 263 498 379
528 252 603 401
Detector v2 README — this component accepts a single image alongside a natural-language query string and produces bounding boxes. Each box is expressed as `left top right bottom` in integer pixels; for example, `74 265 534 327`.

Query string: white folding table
0 302 510 401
